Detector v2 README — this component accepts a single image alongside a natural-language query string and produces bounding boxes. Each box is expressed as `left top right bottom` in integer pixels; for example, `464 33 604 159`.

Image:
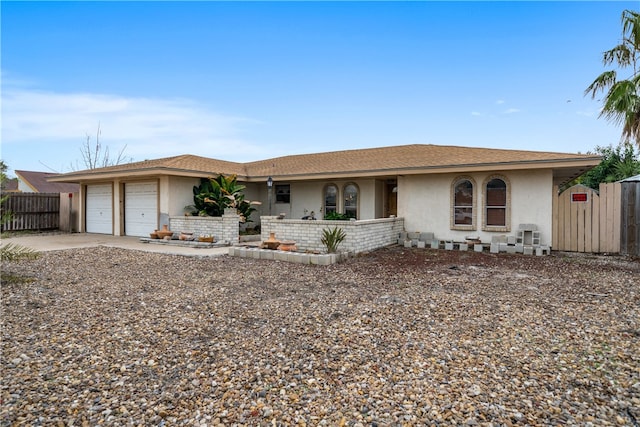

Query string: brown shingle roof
244 144 601 179
16 170 80 193
49 144 601 183
51 155 248 179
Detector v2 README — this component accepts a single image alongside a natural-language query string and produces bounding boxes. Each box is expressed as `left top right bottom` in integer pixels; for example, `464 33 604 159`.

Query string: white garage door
125 182 158 237
86 184 113 234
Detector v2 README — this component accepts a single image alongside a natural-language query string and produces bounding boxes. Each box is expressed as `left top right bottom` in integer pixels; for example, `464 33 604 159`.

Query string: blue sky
1 1 636 174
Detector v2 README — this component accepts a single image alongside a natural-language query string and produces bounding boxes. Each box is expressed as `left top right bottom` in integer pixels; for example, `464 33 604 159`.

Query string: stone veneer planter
228 247 351 265
260 216 404 254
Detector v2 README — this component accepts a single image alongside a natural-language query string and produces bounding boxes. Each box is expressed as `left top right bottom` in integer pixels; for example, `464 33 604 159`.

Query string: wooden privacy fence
620 179 639 256
1 192 79 232
552 183 621 253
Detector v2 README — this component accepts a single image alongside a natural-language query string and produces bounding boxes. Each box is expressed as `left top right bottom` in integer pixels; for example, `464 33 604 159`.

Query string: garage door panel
86 184 113 234
125 182 158 237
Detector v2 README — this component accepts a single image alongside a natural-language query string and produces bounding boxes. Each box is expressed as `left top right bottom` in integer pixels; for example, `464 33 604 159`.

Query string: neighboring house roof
16 170 80 193
1 178 19 193
620 174 640 182
49 144 601 186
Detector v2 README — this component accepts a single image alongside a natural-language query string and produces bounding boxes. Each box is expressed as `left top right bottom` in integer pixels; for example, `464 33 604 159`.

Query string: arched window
343 183 359 219
454 179 473 226
450 176 476 230
324 184 338 215
485 177 508 228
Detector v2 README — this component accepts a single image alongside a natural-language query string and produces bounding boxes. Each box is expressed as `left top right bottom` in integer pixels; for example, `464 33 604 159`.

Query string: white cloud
496 99 505 105
1 87 267 166
471 111 482 116
502 108 520 114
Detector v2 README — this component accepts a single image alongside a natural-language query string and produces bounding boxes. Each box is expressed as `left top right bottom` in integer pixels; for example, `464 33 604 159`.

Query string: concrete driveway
1 233 232 257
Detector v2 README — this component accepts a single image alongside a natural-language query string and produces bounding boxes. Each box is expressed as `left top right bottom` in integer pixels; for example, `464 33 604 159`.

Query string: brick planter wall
260 216 404 254
170 208 240 245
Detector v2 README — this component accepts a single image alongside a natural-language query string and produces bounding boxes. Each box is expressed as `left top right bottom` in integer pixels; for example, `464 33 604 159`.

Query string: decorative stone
445 242 454 250
431 240 440 249
474 244 484 252
404 240 413 248
417 241 426 249
459 243 468 251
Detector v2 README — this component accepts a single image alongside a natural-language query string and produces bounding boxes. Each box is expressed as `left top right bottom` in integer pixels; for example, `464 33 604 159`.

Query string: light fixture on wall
267 176 273 215
392 186 398 193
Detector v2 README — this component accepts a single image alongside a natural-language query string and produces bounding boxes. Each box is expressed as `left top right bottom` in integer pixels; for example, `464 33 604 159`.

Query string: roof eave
48 167 250 183
243 157 603 182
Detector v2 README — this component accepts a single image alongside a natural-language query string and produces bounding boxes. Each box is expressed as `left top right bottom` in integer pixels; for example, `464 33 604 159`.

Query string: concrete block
228 247 236 256
397 238 405 245
315 254 332 265
490 243 500 254
250 249 262 259
407 232 421 240
523 246 534 255
491 235 508 244
474 244 484 252
431 240 440 249
506 245 517 254
540 245 551 255
515 243 524 253
445 241 454 250
535 247 543 256
420 232 434 242
261 250 275 260
411 239 419 247
519 223 538 231
274 251 289 262
236 247 247 258
417 240 426 249
499 243 509 252
399 231 407 240
507 236 517 245
302 253 311 264
459 243 468 251
404 240 413 248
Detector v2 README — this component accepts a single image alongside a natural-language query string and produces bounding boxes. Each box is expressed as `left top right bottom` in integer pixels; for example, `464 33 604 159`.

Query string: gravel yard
2 246 639 426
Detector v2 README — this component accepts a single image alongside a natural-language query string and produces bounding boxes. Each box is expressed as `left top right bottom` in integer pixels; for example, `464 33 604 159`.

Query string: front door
386 182 397 217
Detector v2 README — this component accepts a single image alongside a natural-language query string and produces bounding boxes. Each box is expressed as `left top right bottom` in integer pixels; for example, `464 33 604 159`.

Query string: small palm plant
320 226 346 253
0 243 39 261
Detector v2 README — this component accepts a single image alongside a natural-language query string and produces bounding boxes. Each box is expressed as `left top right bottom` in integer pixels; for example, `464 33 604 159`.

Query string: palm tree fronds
0 243 40 262
585 71 617 97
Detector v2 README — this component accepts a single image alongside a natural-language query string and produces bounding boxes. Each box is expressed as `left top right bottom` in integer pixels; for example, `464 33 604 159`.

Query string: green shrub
323 211 349 220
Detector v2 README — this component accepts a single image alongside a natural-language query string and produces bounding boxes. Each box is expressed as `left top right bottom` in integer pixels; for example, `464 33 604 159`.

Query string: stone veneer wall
260 216 404 254
169 208 240 244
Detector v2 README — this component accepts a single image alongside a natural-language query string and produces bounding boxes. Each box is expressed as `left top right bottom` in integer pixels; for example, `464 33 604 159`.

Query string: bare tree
76 122 130 170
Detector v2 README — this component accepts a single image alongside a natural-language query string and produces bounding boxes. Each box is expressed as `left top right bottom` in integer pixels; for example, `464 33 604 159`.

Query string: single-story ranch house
50 144 600 248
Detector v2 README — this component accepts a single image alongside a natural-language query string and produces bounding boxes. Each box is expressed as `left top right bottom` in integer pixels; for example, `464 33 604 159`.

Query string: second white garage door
124 182 158 237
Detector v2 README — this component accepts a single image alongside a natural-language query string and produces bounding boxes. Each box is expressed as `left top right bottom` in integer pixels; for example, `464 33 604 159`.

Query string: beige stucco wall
399 169 554 245
267 179 381 220
166 176 199 217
